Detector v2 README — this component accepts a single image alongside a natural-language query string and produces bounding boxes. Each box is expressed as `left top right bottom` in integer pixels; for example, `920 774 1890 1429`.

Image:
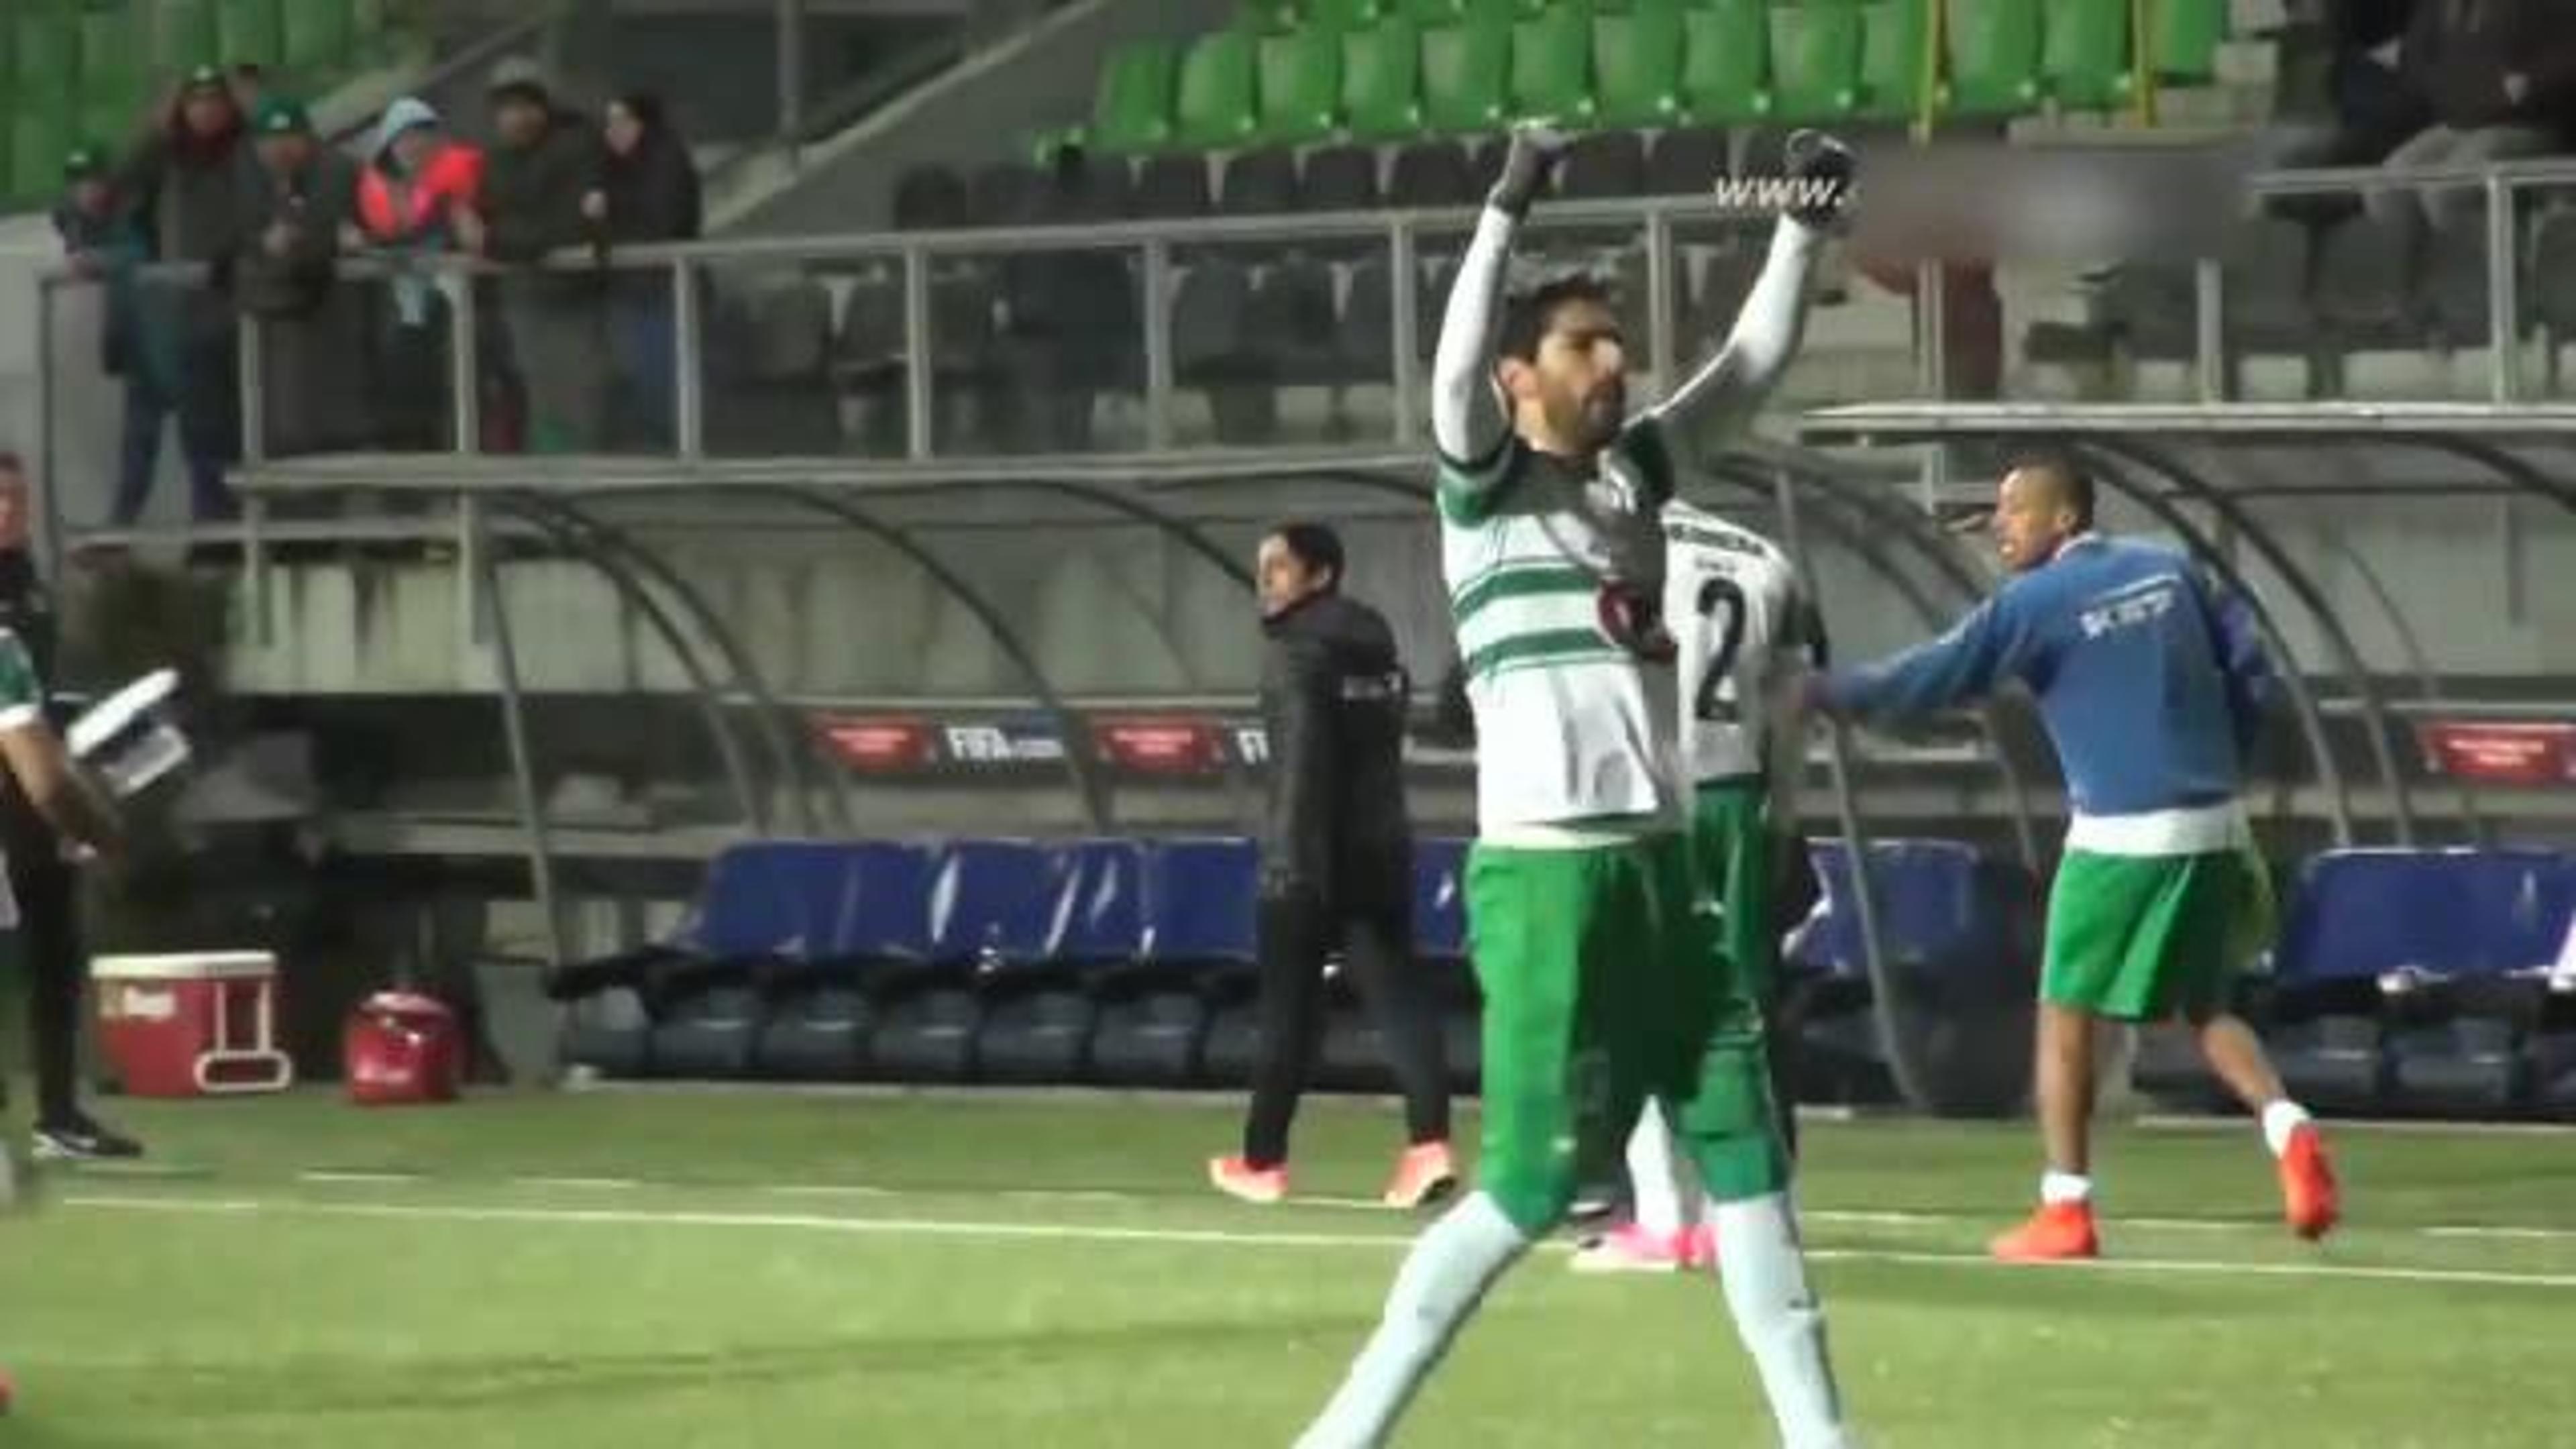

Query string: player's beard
1546 380 1625 453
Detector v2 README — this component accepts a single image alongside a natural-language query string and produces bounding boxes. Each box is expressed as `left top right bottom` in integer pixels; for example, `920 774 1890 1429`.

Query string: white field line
56 1194 2576 1291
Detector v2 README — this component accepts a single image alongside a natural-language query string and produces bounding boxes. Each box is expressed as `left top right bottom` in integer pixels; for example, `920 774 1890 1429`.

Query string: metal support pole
238 314 267 466
674 258 705 460
34 282 64 572
1142 238 1177 452
901 244 934 460
449 268 482 454
777 0 806 163
2487 172 2518 403
1646 211 1678 395
1389 222 1421 447
458 495 486 648
478 512 572 969
1915 258 1947 399
2194 257 2226 402
1772 464 1935 1112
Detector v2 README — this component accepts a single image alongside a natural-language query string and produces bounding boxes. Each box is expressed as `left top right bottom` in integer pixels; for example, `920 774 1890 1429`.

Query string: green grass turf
4 1088 2575 1446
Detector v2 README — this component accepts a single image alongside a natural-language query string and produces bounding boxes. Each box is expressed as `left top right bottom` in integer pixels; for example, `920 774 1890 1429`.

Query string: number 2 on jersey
1693 576 1748 722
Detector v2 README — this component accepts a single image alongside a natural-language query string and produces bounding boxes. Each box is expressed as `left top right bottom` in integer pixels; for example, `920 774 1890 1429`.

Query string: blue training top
1818 535 2269 819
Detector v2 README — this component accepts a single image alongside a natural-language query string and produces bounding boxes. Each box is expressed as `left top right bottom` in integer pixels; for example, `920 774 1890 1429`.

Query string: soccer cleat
2278 1124 2341 1241
1570 1221 1716 1274
33 1112 144 1163
1990 1201 2100 1263
1208 1155 1289 1205
1381 1142 1459 1210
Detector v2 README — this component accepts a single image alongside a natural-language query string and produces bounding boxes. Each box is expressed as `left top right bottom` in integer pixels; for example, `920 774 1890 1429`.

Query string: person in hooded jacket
1209 523 1458 1212
356 98 485 451
231 96 368 461
113 64 251 525
590 93 701 449
468 57 608 455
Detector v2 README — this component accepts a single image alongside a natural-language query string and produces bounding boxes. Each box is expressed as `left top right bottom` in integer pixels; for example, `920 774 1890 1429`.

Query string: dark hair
1497 274 1617 362
611 92 668 133
0 451 21 476
1267 521 1344 590
2013 450 2096 531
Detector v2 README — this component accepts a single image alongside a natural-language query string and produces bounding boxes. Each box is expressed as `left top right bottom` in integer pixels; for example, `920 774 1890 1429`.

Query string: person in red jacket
356 98 486 451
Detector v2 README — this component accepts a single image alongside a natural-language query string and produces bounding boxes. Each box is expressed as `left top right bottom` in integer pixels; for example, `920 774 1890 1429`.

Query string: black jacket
1258 592 1411 911
0 554 60 865
2402 0 2576 131
482 110 606 301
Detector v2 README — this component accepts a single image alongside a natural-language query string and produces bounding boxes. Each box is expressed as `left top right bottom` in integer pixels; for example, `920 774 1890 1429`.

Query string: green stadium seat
1340 19 1424 139
1308 0 1387 30
2043 0 2131 108
79 6 151 148
217 0 284 67
1768 3 1861 120
1858 0 1931 122
1175 30 1260 148
1236 0 1300 32
12 6 80 101
1510 7 1594 122
1420 21 1508 133
2150 0 2225 81
1461 0 1544 21
156 0 223 72
1091 41 1177 154
8 97 72 209
280 0 354 76
1258 26 1343 144
1943 0 2043 115
1680 0 1771 125
1591 0 1686 127
1401 0 1466 21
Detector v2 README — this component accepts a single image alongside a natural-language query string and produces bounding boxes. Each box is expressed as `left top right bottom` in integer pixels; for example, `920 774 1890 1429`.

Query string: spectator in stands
54 146 181 534
115 64 252 526
356 98 486 451
233 97 370 461
470 58 610 455
0 453 140 1163
2264 1 2428 169
229 63 267 115
593 92 703 449
2369 0 2576 237
1209 522 1456 1212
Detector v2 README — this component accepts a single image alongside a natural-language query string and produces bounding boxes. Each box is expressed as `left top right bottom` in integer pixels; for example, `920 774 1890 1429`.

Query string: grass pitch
3 1088 2574 1447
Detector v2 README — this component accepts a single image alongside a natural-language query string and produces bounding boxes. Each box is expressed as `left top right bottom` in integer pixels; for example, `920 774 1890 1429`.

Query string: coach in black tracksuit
1216 523 1453 1205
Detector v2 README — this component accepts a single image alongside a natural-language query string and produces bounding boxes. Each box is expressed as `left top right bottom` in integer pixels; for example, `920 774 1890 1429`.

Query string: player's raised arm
1649 131 1854 441
1432 123 1565 473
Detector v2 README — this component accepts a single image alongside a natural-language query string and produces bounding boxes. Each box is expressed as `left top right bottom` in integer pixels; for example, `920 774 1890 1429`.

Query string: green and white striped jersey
0 627 42 733
1438 417 1688 832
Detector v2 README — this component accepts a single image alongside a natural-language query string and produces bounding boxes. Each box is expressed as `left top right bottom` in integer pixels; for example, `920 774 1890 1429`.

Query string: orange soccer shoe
1990 1201 2101 1263
1381 1142 1460 1210
2279 1124 2342 1241
1208 1155 1289 1205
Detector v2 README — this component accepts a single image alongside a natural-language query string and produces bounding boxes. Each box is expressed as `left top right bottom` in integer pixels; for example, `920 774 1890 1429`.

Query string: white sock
1625 1098 1702 1239
2040 1170 2093 1205
1711 1193 1856 1449
1296 1190 1531 1449
2260 1099 2312 1158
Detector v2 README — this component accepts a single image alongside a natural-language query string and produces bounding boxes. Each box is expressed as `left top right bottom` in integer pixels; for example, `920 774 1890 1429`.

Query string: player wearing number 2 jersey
1572 500 1825 1274
1295 124 1857 1449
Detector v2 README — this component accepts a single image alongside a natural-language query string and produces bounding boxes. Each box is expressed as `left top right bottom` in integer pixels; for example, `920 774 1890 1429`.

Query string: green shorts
2043 845 2275 1023
1692 780 1778 1004
1467 831 1788 1236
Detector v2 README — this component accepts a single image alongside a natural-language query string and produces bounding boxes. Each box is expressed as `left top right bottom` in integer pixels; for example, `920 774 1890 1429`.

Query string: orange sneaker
1990 1201 2100 1263
1208 1155 1288 1205
1381 1142 1460 1210
2279 1124 2341 1241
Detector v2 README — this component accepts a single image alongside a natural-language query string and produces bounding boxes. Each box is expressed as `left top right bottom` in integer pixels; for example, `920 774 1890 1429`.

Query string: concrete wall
213 476 2576 704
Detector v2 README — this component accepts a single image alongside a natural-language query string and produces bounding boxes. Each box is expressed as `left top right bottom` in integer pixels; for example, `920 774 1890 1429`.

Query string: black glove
1780 129 1856 230
1487 121 1570 220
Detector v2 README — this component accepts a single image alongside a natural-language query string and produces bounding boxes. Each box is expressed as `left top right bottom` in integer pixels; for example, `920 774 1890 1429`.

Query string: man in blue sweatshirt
1806 455 2340 1262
